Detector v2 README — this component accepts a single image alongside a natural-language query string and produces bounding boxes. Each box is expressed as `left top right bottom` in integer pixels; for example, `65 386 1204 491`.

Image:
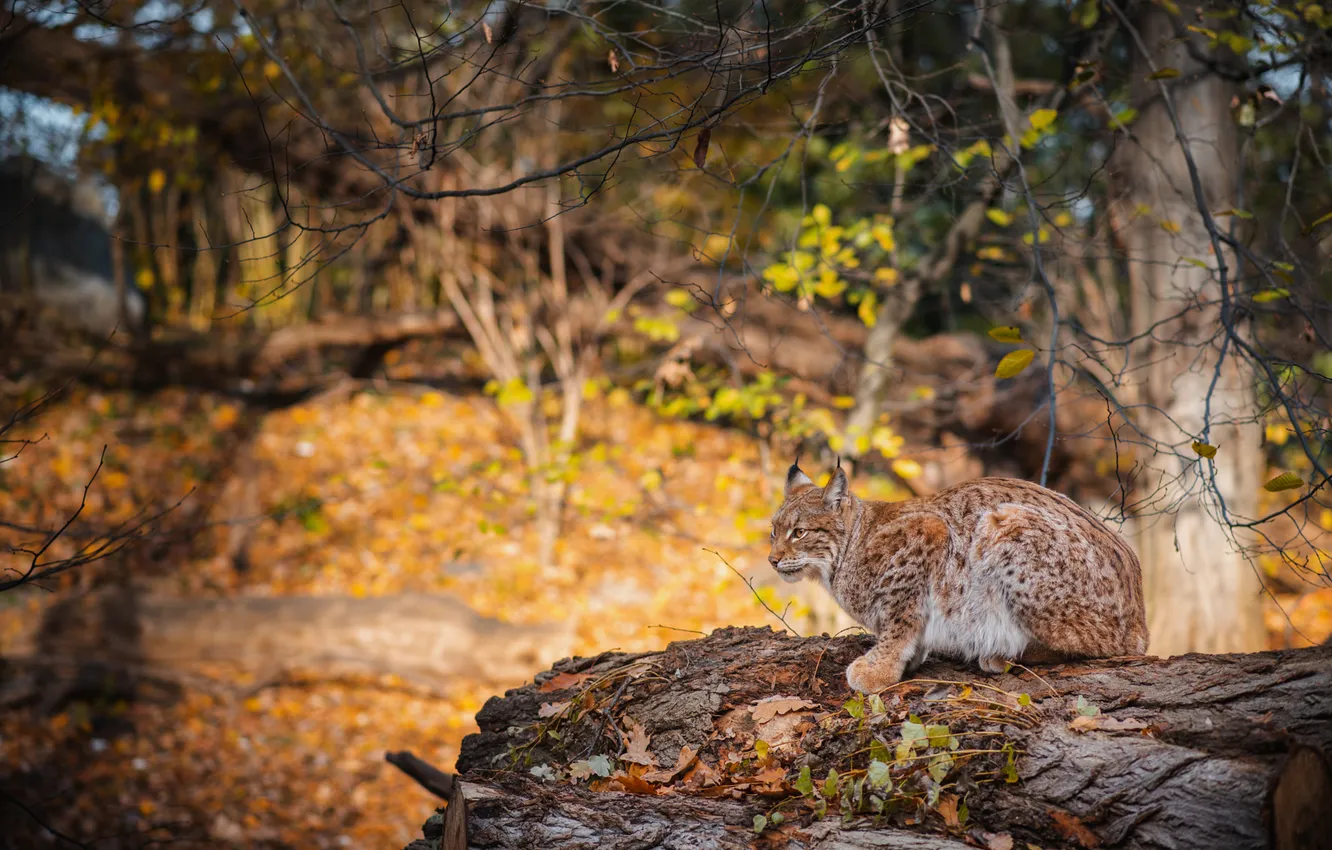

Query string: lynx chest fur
768 463 1148 693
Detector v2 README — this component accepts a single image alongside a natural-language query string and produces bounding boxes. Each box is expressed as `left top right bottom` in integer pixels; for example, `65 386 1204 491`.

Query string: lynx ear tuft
785 462 814 497
823 464 849 510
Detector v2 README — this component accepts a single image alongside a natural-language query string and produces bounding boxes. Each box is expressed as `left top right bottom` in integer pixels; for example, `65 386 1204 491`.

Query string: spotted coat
768 464 1149 693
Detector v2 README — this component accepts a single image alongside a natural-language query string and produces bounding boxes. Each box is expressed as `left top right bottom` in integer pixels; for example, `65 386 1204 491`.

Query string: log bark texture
1 588 574 707
416 626 1332 850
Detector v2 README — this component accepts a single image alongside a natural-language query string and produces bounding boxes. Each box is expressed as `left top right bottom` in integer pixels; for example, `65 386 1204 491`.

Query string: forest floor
1 372 1329 848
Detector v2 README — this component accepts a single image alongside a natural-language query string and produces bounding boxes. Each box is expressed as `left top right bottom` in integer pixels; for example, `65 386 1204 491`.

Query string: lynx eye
793 528 808 540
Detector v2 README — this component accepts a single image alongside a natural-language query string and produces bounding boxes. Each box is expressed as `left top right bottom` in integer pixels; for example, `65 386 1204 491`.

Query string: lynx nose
768 555 780 568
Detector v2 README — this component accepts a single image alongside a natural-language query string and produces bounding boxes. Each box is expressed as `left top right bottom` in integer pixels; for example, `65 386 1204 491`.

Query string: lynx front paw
978 655 1011 674
846 655 901 694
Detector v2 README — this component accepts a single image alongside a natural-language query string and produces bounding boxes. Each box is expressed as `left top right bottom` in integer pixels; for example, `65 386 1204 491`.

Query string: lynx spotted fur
768 462 1148 693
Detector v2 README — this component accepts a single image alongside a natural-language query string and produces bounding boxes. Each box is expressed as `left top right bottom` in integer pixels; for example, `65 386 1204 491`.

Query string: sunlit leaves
988 326 1024 343
1264 472 1304 492
1109 106 1139 130
995 349 1036 379
858 291 879 327
1304 211 1332 234
952 138 993 168
1252 289 1290 303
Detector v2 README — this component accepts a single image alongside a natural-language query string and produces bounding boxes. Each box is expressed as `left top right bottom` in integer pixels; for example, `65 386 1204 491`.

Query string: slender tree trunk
1109 1 1265 655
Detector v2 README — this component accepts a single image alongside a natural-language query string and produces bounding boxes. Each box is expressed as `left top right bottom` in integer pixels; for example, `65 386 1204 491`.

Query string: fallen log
1 588 574 707
412 626 1332 850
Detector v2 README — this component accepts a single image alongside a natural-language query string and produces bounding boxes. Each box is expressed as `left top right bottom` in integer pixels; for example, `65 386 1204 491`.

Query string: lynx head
768 459 852 585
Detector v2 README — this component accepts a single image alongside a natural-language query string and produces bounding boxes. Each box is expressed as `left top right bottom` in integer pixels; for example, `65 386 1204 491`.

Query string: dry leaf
681 757 722 790
608 771 658 795
1191 441 1217 459
1070 714 1149 733
750 697 817 723
1050 808 1101 848
642 746 698 784
482 20 493 44
621 717 657 766
751 764 788 794
537 701 570 719
538 671 593 693
608 50 619 73
692 127 711 169
937 793 962 828
985 833 1015 850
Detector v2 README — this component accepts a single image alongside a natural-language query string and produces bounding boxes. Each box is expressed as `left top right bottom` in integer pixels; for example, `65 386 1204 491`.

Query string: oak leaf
750 696 817 723
641 746 698 784
621 717 657 766
538 672 593 693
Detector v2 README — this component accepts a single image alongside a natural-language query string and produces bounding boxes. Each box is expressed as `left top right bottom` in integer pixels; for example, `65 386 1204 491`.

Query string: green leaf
1180 257 1208 269
755 739 770 759
1110 107 1139 129
986 208 1014 227
995 349 1036 379
1192 441 1218 459
1253 288 1290 303
822 769 840 800
868 693 887 716
869 739 891 764
1017 693 1032 707
925 724 952 748
988 325 1024 343
1264 472 1304 492
1214 208 1254 219
770 812 785 826
1075 696 1101 717
927 752 954 783
844 696 865 719
795 765 814 796
1148 67 1181 80
867 760 893 790
753 815 768 833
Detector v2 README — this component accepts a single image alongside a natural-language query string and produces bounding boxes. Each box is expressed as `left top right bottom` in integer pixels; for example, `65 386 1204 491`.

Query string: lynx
768 461 1148 693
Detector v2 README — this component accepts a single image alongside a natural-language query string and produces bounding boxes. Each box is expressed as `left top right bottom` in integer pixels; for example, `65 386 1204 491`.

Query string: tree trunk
1109 1 1265 655
418 626 1332 850
2 588 574 707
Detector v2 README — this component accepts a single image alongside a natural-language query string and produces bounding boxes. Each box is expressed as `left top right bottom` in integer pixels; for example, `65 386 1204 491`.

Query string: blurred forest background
1 0 1331 846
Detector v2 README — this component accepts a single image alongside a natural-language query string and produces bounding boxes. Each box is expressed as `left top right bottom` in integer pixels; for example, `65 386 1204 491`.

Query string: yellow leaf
147 169 167 194
1028 109 1058 131
892 458 923 479
986 209 1014 227
812 204 831 227
988 326 1024 344
1054 211 1073 228
135 267 155 288
1180 257 1208 269
832 396 856 409
1148 67 1181 80
1265 423 1289 446
995 349 1036 379
1214 208 1253 219
1191 441 1217 459
1159 219 1182 234
1252 288 1290 303
1263 472 1303 492
1305 211 1332 234
874 267 899 285
263 61 281 81
858 291 879 327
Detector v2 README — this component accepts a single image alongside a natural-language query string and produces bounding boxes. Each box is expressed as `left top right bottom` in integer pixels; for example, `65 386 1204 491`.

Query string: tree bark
1109 1 1265 655
418 626 1332 850
1 588 574 707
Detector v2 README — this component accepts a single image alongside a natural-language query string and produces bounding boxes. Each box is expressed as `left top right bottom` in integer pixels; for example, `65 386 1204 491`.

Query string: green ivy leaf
795 765 814 796
753 815 768 833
